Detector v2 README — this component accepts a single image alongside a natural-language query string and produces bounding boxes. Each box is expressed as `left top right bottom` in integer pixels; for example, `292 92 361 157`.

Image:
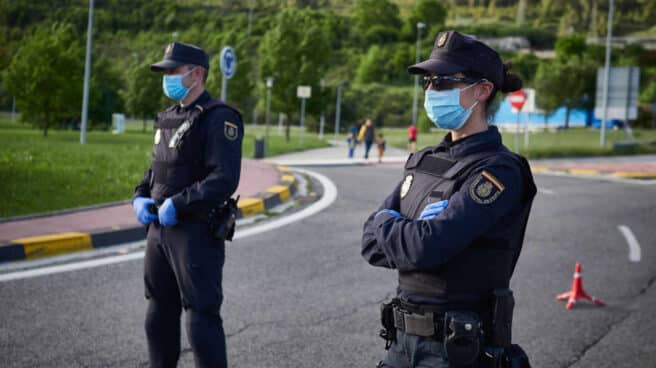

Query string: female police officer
362 31 536 367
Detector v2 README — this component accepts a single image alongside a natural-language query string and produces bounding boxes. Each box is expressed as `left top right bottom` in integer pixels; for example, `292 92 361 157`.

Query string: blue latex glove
132 197 158 225
375 209 402 218
419 200 449 220
158 198 178 227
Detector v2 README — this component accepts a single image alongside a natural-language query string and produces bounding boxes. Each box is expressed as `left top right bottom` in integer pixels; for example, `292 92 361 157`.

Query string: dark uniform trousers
144 220 226 368
381 330 451 368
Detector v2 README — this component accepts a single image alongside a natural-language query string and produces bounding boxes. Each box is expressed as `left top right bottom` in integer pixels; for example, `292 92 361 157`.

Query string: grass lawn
378 126 656 159
0 119 328 218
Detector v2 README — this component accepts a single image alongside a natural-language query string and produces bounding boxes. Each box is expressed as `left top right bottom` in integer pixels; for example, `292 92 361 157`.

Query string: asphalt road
1 165 655 368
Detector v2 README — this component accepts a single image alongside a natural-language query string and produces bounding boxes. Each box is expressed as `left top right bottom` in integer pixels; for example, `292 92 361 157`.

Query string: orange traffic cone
556 263 605 310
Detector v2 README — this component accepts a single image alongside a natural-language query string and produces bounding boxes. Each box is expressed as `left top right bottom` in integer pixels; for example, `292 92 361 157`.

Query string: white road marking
537 187 555 195
0 168 338 283
232 168 337 239
618 225 642 263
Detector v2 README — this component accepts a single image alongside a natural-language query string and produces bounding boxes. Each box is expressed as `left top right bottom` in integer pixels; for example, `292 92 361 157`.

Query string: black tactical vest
149 99 237 204
397 147 536 304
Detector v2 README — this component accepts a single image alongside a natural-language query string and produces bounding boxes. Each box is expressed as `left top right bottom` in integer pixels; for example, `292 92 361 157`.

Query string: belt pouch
443 311 482 366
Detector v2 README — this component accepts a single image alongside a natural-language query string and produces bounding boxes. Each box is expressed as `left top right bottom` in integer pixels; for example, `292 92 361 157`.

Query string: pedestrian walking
132 41 243 368
358 118 376 159
377 133 386 163
362 31 536 368
349 123 361 145
407 124 417 153
347 132 356 158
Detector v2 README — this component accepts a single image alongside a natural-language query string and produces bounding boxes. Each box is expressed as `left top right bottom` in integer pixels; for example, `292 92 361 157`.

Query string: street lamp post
319 79 325 140
334 82 345 144
265 77 273 142
600 0 614 147
412 22 426 127
80 0 94 144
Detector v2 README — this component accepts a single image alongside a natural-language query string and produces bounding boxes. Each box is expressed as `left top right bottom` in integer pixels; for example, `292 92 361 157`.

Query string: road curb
530 165 656 180
0 166 299 264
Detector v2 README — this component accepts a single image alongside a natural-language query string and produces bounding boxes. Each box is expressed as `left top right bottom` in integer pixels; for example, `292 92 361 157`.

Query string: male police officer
132 42 243 368
362 31 536 367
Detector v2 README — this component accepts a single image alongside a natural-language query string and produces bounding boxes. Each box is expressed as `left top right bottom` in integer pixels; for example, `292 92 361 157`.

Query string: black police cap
150 42 210 72
408 30 504 89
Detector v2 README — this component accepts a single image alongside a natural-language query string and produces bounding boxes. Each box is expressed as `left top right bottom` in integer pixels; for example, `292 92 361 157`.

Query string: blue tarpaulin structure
492 96 592 128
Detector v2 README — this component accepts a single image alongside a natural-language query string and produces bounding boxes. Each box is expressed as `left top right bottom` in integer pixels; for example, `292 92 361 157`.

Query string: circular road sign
220 46 237 79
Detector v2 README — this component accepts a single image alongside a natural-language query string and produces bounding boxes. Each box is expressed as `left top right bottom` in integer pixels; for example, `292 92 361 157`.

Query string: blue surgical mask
162 68 196 101
424 83 479 130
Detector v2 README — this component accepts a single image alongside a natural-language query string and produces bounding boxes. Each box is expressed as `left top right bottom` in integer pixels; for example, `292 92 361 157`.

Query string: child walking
347 132 356 158
377 133 386 163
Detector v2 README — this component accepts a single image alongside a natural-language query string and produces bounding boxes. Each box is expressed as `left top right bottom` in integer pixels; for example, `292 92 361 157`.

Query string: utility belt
379 289 531 367
385 300 451 340
151 196 239 241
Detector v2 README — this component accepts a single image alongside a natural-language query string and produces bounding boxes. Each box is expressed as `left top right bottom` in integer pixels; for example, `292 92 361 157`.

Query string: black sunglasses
422 75 482 90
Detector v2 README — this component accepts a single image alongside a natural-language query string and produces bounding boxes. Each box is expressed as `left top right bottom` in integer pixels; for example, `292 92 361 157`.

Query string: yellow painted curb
568 169 599 176
238 198 265 217
277 166 291 172
14 232 92 260
613 172 656 179
530 166 548 173
266 185 291 202
280 174 296 183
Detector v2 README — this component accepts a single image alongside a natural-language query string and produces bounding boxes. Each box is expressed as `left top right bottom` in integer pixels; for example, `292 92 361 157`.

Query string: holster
208 195 240 241
482 289 531 368
379 299 399 350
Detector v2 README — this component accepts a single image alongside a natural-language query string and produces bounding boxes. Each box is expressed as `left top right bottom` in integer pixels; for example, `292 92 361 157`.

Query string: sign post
297 85 311 147
522 88 536 149
219 46 236 102
509 89 527 153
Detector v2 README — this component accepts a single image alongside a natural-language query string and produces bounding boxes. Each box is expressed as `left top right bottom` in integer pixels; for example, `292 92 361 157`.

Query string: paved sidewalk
269 140 410 166
0 160 297 263
531 154 656 179
270 142 656 180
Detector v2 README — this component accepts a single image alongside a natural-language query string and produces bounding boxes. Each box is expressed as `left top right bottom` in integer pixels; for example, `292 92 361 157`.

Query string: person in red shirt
407 124 417 153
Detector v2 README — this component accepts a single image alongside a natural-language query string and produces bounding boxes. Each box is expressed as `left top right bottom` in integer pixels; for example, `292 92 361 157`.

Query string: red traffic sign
508 89 527 111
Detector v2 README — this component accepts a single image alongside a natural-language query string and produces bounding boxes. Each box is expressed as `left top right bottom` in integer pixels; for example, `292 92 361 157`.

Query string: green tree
510 52 540 86
205 29 258 116
258 9 331 141
88 56 124 130
554 34 586 61
4 22 83 136
352 0 402 45
402 0 448 43
355 46 392 84
534 59 597 128
122 58 163 132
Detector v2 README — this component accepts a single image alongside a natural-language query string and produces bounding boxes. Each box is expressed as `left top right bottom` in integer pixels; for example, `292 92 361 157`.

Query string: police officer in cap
132 41 243 367
362 31 536 367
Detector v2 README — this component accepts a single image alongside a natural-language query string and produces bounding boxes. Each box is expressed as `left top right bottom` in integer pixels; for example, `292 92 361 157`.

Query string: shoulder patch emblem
469 170 505 204
224 121 238 141
400 174 413 199
154 129 161 145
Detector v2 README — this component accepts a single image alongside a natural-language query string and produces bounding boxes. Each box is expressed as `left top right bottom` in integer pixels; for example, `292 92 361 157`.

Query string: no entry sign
509 89 527 111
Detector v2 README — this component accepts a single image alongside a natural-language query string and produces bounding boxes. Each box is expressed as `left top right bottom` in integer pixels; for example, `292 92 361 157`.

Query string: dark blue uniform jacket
362 126 534 304
134 91 243 216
